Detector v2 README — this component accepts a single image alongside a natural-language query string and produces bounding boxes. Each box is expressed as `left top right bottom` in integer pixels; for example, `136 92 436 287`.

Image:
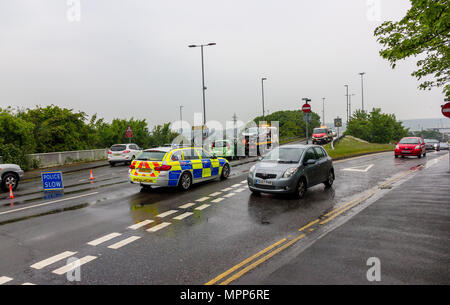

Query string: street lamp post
344 85 349 124
322 97 325 126
261 78 267 119
179 105 184 134
188 43 216 126
349 94 355 120
359 72 366 112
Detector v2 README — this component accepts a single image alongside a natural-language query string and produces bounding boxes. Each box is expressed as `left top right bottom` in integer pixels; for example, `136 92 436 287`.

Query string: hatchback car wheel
294 178 307 199
1 173 18 191
324 170 334 187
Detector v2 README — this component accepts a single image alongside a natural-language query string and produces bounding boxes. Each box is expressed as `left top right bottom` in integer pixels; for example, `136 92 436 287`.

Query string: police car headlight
283 167 298 178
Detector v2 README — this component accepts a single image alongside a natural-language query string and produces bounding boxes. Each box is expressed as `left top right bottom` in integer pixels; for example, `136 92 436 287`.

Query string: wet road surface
0 150 447 284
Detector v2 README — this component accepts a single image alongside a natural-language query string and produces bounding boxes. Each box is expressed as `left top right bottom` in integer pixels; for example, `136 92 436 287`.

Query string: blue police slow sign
41 171 64 191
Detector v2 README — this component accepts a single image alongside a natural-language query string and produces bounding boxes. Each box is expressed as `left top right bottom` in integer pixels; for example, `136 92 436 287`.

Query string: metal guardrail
27 149 108 168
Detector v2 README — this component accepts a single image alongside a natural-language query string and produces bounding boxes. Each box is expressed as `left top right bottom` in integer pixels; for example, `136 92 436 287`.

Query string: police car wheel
220 164 230 180
178 172 192 191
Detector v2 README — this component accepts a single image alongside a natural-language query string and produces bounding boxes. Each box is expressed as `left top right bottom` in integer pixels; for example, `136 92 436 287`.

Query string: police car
129 146 231 191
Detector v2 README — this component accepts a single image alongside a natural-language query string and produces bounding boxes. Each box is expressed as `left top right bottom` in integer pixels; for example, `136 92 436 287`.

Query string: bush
0 143 32 170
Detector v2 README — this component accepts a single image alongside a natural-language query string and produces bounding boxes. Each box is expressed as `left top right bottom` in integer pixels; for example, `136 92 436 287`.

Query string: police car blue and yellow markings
129 147 229 187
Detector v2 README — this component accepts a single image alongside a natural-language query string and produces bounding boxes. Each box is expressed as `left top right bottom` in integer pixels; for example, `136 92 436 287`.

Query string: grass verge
323 136 394 159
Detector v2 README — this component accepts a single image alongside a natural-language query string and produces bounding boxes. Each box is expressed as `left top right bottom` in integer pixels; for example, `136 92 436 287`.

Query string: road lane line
241 180 247 184
22 282 35 285
0 192 99 216
179 203 196 209
0 276 13 285
196 197 210 202
87 233 122 246
205 238 287 285
156 210 178 218
319 191 377 225
195 204 210 211
108 236 141 250
128 220 154 230
220 234 306 285
173 212 193 220
211 198 224 203
31 251 78 270
231 184 241 188
298 219 319 232
224 193 235 198
234 188 246 193
147 222 171 232
52 255 97 275
222 188 233 191
209 192 222 196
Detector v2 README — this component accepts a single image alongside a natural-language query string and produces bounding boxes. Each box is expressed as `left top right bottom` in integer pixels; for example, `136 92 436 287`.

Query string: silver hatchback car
247 144 334 198
0 163 24 191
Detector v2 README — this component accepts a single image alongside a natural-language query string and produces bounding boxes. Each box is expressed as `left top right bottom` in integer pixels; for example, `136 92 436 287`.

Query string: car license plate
255 179 272 185
402 150 411 153
114 153 121 156
139 169 153 173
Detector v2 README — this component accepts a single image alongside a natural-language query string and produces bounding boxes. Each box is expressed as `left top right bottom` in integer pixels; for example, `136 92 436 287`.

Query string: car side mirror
394 142 398 145
304 159 316 165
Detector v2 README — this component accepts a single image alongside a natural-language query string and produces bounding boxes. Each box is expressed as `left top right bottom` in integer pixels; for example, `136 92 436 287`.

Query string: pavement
0 149 448 285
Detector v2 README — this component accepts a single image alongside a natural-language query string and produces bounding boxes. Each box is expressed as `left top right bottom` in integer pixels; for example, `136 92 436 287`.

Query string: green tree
374 0 450 97
149 123 180 147
345 108 409 143
0 108 36 152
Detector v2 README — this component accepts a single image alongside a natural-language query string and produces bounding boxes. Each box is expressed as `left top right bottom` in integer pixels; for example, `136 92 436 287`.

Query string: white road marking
241 180 247 183
128 219 154 230
22 282 35 285
147 222 171 232
195 204 210 211
231 184 241 188
179 203 196 209
52 256 97 275
209 192 222 196
211 198 224 203
222 187 233 191
0 192 99 216
342 164 374 172
108 236 141 250
234 188 246 193
156 210 178 218
0 276 13 285
31 251 78 270
173 212 193 220
196 197 210 202
87 233 121 246
224 193 235 197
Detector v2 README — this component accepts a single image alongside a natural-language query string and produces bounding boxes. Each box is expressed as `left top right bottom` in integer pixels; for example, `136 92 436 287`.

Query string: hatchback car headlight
415 145 420 149
395 145 399 150
283 167 298 178
249 165 256 174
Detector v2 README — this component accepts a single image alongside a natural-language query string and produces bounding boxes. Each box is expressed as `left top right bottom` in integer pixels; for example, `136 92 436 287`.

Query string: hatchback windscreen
262 148 305 163
399 138 419 144
313 128 327 134
136 151 166 161
424 139 438 143
214 141 226 148
111 145 127 151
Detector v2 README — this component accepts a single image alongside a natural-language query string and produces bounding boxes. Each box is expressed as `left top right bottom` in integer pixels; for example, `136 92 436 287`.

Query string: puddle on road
0 203 89 226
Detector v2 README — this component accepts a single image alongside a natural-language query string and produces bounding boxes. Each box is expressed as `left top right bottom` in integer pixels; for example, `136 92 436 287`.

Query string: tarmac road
0 149 447 285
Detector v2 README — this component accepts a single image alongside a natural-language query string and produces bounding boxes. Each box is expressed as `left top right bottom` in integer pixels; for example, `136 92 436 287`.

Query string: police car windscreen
313 128 326 134
111 145 127 151
137 151 166 161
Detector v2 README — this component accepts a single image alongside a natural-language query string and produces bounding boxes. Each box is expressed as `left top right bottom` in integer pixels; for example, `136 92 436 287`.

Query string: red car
395 137 426 158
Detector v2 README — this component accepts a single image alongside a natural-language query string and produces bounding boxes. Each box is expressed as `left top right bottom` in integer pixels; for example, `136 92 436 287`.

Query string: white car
108 143 143 166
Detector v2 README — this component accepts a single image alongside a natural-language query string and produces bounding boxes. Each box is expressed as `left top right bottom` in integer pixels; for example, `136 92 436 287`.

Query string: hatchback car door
303 148 320 186
313 147 327 182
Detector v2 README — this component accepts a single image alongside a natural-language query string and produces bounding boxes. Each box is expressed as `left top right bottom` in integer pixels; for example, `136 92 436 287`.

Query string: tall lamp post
322 97 325 126
179 105 184 134
261 77 267 119
188 43 216 126
344 85 349 124
349 93 355 120
359 72 366 112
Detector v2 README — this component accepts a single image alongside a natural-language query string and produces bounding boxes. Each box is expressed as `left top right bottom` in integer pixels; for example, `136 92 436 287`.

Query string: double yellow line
206 166 424 285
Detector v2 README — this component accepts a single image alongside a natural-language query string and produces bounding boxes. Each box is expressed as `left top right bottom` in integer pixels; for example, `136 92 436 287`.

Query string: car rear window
111 145 127 151
399 138 419 144
136 151 166 161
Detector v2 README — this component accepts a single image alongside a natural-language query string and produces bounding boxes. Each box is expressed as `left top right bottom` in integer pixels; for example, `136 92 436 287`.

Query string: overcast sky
0 0 447 129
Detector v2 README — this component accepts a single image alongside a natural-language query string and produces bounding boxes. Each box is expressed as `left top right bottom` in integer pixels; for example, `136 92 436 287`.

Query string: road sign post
334 117 342 144
441 100 450 172
125 126 133 143
302 99 312 144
